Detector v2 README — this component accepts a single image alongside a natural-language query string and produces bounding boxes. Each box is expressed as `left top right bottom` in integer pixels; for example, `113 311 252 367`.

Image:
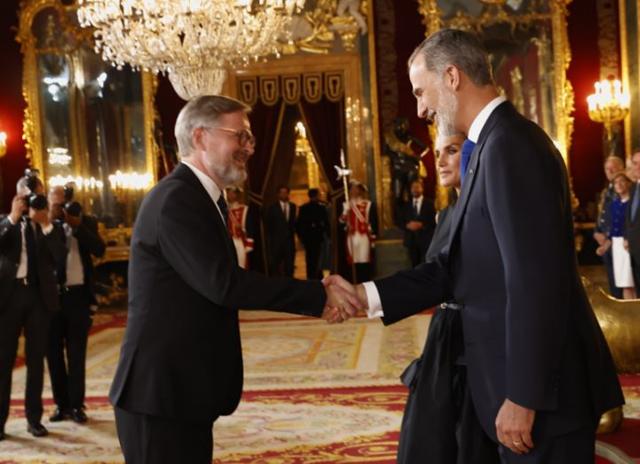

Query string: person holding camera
0 172 66 440
46 187 105 424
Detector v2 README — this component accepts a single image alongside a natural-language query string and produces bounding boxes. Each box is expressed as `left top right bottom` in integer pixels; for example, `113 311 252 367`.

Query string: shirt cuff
363 281 384 318
42 223 54 235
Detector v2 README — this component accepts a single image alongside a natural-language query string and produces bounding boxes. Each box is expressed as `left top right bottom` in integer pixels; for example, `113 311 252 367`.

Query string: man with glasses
109 95 357 463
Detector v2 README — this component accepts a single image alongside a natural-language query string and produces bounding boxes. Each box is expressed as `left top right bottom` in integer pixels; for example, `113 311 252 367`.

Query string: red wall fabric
0 0 27 211
567 0 608 214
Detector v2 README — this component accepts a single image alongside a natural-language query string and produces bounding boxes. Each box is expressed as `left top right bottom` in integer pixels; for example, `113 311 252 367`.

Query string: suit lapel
171 165 237 262
446 101 511 259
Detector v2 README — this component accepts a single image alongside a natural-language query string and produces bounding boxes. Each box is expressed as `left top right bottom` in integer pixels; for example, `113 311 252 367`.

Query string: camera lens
28 194 48 210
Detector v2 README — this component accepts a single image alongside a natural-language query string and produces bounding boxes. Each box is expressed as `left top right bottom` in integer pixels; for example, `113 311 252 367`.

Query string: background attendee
624 150 640 296
226 187 254 269
109 95 353 464
0 172 66 440
593 156 625 298
296 188 330 279
401 180 436 267
341 181 378 283
396 130 499 464
47 198 106 424
597 172 635 299
265 186 296 276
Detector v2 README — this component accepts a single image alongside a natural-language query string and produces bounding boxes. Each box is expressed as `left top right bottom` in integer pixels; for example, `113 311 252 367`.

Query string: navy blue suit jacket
375 102 623 441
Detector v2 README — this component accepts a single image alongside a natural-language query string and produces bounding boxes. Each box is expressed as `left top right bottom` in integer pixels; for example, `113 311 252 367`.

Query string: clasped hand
321 275 368 323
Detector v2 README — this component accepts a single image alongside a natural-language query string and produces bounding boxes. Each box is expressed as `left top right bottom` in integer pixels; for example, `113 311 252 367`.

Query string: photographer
46 191 105 424
0 170 66 440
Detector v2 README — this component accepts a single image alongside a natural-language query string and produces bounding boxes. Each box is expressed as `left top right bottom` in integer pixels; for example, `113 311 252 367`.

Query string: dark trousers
407 242 428 267
269 240 295 277
0 282 51 427
47 286 92 410
498 426 596 463
304 240 323 279
602 249 623 298
114 406 215 464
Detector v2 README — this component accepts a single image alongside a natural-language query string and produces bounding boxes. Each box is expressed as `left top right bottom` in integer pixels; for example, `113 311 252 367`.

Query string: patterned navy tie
460 139 476 185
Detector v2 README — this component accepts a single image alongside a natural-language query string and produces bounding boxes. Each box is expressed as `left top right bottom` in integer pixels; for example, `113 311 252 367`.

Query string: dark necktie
460 139 476 185
632 183 640 222
217 195 229 226
24 219 39 286
413 199 419 217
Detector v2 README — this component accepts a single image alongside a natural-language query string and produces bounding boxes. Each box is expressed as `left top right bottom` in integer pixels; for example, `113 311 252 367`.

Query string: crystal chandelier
77 0 305 99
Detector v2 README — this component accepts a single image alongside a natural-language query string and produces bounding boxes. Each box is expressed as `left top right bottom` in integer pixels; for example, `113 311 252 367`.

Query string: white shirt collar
181 160 223 205
181 161 228 224
467 95 507 143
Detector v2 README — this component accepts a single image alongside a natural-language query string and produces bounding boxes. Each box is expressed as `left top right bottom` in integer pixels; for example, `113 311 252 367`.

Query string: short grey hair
408 28 494 86
174 95 251 158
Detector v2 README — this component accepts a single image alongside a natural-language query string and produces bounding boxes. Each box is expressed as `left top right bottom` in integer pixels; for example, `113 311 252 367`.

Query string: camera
63 201 82 217
63 184 75 203
28 193 48 210
20 168 47 211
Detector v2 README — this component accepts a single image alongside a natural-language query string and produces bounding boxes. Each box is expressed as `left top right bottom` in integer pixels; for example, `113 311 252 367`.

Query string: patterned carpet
1 310 427 463
2 309 639 463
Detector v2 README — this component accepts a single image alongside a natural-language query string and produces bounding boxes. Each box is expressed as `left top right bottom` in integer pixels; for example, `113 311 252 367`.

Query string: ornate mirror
17 0 157 232
418 0 574 164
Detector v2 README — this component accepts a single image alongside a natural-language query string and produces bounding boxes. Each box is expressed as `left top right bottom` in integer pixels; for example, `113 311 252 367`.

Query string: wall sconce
0 132 7 158
587 77 630 148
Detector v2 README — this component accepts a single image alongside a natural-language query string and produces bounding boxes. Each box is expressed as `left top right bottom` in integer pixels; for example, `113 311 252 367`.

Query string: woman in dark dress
396 132 499 464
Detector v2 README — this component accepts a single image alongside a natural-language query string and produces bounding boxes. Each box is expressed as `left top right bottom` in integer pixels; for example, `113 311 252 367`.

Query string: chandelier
77 0 305 99
587 77 630 145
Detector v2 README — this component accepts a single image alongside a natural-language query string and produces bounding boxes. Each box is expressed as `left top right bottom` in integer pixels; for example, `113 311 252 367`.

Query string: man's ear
444 65 461 91
192 127 207 152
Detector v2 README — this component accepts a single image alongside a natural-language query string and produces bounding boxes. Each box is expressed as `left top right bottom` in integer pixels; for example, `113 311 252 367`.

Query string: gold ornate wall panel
417 0 575 167
619 0 640 158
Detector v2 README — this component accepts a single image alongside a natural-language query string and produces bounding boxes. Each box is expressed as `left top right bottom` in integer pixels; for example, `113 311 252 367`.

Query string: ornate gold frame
226 53 368 185
16 0 157 186
619 0 640 158
417 0 575 166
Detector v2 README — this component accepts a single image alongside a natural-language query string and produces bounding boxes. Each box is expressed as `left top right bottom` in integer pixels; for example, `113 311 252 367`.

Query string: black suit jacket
375 102 623 441
296 201 329 248
265 201 297 253
625 183 640 261
109 164 325 423
401 197 436 249
0 215 67 312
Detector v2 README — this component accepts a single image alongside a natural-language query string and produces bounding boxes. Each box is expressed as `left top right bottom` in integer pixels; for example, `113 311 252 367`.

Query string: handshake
321 275 369 323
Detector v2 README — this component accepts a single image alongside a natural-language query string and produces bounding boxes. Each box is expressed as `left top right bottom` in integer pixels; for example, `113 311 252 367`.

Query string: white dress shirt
65 224 85 286
280 201 290 221
181 160 226 223
412 195 423 215
363 95 506 319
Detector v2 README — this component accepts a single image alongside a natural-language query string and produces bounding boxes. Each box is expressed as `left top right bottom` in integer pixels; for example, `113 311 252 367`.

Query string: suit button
468 169 474 175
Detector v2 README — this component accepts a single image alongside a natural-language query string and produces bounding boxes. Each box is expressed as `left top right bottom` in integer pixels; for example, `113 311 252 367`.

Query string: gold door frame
226 53 369 189
619 0 640 159
17 0 157 185
417 0 575 167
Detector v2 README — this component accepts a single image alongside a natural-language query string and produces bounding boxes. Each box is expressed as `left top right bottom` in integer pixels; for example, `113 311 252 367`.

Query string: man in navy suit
326 29 623 463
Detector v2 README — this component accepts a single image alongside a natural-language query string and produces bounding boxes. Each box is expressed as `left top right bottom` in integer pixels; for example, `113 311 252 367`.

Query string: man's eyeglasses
205 127 256 147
